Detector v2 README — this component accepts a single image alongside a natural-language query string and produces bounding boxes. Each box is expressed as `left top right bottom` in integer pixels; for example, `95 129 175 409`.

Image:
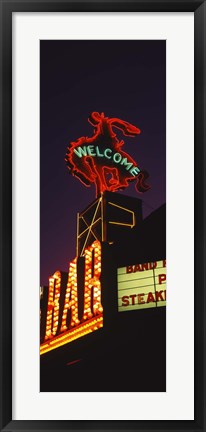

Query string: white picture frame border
12 12 194 421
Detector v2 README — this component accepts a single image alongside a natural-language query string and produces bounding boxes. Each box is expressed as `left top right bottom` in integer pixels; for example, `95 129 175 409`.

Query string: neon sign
40 240 103 354
66 112 150 197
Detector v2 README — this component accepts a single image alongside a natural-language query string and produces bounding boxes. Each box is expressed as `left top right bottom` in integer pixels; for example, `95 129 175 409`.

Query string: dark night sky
40 40 166 286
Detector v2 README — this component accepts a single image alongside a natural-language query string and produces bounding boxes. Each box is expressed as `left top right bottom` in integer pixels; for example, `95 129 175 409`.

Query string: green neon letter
120 157 133 171
113 153 122 163
73 146 88 158
87 145 96 157
129 167 140 177
96 146 104 157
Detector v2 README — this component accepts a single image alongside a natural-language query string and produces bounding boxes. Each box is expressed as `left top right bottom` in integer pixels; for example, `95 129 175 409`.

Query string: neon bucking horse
66 112 150 197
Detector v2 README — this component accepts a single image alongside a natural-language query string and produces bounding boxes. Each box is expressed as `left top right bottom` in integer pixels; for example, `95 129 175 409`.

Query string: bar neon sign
40 240 103 355
117 260 166 311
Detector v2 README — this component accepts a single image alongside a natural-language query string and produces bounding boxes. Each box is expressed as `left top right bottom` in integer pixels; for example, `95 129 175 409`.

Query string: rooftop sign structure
66 112 150 197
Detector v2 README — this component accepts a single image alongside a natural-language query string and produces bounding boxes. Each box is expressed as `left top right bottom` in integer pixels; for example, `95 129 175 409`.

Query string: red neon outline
66 112 150 196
